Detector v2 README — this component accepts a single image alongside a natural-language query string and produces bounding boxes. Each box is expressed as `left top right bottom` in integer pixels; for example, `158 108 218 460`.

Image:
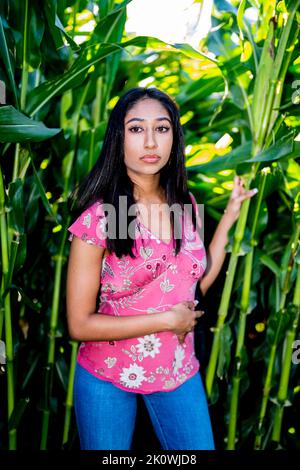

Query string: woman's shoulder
67 199 107 248
84 198 105 211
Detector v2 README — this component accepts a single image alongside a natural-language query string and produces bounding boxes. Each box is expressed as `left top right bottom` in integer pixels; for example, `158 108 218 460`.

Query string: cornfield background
0 0 299 451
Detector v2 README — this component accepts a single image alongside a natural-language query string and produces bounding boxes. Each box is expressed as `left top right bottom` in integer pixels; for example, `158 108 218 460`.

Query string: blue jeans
73 362 215 450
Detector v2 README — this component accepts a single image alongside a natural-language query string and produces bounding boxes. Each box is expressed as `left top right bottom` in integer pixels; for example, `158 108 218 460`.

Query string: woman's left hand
224 175 258 223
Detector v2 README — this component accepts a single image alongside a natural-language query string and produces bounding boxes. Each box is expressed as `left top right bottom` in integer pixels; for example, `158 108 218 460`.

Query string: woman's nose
144 129 157 148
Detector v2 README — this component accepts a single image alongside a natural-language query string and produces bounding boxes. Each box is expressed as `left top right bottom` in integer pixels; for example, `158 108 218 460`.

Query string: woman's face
123 98 173 179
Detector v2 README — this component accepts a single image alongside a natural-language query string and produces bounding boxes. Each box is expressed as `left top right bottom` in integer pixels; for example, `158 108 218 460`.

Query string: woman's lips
141 155 160 163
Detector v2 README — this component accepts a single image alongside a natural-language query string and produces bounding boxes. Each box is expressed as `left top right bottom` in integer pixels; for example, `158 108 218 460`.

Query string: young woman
66 87 257 450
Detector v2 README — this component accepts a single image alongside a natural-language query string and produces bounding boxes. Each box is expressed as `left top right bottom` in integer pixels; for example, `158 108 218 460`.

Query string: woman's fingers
226 176 258 222
235 189 258 203
175 306 204 344
177 312 205 344
195 310 205 318
183 300 198 310
231 176 240 198
233 176 257 200
177 333 186 344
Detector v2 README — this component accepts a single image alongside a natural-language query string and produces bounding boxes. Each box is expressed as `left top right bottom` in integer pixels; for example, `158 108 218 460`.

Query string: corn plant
0 0 299 450
185 0 300 449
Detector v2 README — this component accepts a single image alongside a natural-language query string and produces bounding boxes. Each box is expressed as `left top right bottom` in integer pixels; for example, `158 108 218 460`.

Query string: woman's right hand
167 300 204 338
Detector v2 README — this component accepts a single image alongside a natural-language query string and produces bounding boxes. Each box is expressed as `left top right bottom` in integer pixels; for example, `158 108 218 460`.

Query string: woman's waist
78 331 195 358
97 295 196 316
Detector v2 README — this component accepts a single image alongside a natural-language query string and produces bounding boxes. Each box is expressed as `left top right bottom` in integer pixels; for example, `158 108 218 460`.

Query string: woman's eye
128 126 170 133
129 126 142 133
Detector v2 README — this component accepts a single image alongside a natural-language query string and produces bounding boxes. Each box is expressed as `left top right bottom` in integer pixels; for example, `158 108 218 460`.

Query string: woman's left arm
199 176 258 297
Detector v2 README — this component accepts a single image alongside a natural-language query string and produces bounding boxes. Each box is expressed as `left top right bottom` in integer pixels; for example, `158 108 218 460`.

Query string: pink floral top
67 192 207 394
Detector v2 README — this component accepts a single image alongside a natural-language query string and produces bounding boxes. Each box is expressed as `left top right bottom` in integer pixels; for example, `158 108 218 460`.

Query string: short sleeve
67 201 107 248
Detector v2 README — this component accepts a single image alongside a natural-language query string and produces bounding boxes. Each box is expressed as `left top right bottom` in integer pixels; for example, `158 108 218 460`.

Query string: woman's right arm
66 236 200 342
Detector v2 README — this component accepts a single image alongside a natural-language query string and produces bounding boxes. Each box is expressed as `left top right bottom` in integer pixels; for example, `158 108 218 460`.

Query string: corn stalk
0 165 16 449
226 170 268 449
271 221 300 444
254 223 300 449
59 84 91 448
0 0 30 448
39 42 84 453
61 65 107 446
206 173 256 397
205 0 300 402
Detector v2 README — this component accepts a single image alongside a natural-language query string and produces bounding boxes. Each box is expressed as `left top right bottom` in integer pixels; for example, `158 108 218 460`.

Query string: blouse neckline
136 218 174 246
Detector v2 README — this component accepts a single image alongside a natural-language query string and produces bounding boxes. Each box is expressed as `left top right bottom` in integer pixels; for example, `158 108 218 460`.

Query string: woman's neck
133 186 166 205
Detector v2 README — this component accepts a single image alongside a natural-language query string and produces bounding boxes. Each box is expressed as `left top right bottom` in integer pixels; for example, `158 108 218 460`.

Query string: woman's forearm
69 311 173 342
200 211 234 296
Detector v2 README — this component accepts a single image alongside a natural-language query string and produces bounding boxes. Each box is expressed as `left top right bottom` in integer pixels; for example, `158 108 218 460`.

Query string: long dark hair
68 86 197 258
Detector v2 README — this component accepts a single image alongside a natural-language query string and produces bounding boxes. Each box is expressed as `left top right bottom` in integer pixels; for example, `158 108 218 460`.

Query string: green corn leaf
267 21 300 137
187 141 252 173
217 323 233 380
39 364 53 410
237 0 258 71
21 352 42 392
252 200 269 239
2 283 41 312
26 42 124 117
25 173 41 232
192 133 298 174
260 254 281 278
91 0 130 113
0 106 61 142
127 36 219 64
99 0 133 17
54 11 80 52
93 0 132 42
6 238 18 288
43 0 80 52
26 36 219 118
176 53 250 108
237 0 247 41
177 76 224 105
257 3 300 147
272 1 300 87
8 397 30 431
0 16 18 107
27 147 60 225
26 3 45 70
7 179 27 275
55 356 69 393
10 233 26 275
7 178 25 234
238 347 249 378
266 307 294 346
246 138 300 163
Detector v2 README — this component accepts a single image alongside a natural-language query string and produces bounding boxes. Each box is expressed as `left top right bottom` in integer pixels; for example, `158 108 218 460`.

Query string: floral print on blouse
67 192 207 394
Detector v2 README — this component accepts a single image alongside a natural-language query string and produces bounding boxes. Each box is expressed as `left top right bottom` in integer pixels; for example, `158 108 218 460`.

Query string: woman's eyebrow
125 117 172 125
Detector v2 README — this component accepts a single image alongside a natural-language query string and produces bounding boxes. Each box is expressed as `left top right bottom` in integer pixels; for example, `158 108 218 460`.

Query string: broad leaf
0 106 61 142
260 254 281 278
190 134 298 173
26 36 220 117
0 16 18 106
